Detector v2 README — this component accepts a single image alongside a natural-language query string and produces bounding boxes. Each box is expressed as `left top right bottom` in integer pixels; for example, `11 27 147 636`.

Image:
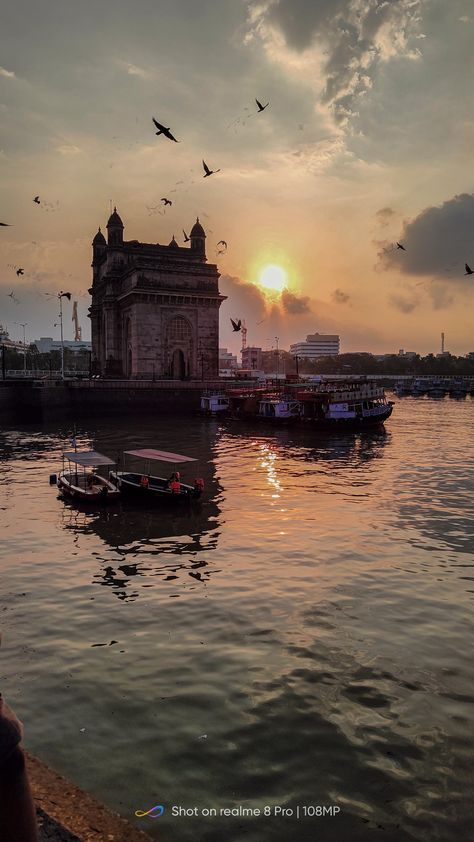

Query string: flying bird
465 263 474 275
230 318 242 332
16 268 24 276
161 198 172 206
396 242 406 250
183 229 190 242
152 118 179 142
217 240 227 249
7 291 19 304
33 196 40 204
202 159 220 178
0 222 11 227
256 98 269 113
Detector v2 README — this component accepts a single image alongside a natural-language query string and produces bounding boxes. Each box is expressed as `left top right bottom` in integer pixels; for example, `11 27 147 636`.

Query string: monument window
167 316 192 341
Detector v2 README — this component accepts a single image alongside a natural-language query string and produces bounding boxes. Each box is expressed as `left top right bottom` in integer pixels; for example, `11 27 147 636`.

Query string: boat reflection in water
59 493 222 601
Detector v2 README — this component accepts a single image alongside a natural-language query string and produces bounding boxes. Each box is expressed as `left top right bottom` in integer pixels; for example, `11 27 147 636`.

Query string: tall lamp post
57 291 71 379
14 322 28 374
275 336 280 378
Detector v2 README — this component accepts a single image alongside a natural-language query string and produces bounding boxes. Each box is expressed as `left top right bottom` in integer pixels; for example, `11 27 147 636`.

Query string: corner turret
106 207 124 246
190 217 206 260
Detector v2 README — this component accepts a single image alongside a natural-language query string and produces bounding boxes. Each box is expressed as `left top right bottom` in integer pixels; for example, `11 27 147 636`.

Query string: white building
219 348 238 369
34 337 92 354
290 333 340 359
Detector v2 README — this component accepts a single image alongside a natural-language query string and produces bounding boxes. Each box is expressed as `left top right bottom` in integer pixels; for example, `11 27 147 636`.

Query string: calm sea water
1 396 473 842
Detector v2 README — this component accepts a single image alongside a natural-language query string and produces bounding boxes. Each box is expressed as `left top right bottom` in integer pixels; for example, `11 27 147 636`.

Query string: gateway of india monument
89 208 226 379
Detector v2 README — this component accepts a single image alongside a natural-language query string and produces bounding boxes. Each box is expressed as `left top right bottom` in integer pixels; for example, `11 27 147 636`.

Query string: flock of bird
2 95 472 331
1 99 269 319
151 100 270 330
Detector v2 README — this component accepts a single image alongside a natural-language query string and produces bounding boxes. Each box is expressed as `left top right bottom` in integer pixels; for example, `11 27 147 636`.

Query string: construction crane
241 319 247 351
72 301 82 341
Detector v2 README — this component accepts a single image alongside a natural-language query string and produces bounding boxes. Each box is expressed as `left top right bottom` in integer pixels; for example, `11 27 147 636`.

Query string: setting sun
259 264 288 292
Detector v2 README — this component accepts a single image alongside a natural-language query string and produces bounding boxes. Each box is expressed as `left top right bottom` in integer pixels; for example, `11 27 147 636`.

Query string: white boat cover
63 451 115 467
124 448 196 463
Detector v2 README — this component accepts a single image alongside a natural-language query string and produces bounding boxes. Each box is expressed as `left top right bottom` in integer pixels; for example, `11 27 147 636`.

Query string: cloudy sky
1 0 473 355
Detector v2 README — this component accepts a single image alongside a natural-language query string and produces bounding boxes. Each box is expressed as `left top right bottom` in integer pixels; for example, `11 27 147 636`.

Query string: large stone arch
165 315 193 379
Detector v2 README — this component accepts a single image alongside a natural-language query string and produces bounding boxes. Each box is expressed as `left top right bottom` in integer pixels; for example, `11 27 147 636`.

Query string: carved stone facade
89 210 226 379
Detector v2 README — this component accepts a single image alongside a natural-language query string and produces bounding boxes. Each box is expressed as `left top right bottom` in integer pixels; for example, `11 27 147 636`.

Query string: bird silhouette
0 222 11 227
396 242 406 250
217 240 227 248
230 318 242 332
161 198 172 206
16 268 24 276
257 319 265 325
33 196 40 204
152 118 179 142
465 263 473 275
256 98 269 113
183 229 190 242
7 291 19 304
202 159 220 178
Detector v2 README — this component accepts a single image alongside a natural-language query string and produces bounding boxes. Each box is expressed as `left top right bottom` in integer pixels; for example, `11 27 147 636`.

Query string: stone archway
171 348 186 379
166 316 193 378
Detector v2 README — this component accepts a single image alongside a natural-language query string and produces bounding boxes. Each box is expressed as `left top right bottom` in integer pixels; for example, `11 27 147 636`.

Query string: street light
275 336 279 378
14 322 28 374
57 291 71 379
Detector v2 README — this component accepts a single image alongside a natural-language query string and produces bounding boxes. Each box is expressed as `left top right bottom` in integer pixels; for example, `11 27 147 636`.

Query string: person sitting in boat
140 474 150 489
87 473 98 488
194 477 204 497
170 471 181 494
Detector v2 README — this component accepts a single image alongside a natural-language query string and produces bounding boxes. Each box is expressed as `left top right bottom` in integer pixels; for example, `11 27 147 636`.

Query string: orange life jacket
140 475 149 488
170 480 181 493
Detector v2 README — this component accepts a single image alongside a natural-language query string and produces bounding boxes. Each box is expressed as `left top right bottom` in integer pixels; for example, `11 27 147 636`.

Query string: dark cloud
378 193 474 280
332 288 350 304
389 293 420 314
280 289 311 314
219 273 266 320
427 282 454 311
375 207 395 228
251 0 425 125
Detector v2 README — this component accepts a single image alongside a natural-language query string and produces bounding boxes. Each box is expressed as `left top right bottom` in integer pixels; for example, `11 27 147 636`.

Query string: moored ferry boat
200 391 230 415
257 395 300 423
296 380 393 429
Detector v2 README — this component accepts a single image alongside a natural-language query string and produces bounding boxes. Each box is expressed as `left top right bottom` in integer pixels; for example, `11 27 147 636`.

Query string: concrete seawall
0 379 222 421
27 752 154 842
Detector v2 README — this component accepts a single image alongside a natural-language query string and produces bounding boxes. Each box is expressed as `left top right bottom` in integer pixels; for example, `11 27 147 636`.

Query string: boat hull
110 471 201 502
57 472 120 503
302 404 393 430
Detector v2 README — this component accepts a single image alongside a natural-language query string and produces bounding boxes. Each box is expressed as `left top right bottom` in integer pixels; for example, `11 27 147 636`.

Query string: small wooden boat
57 451 120 503
110 448 204 503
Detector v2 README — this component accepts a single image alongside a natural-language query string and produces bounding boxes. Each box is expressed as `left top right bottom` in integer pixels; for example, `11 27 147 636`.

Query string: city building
0 325 25 352
219 348 238 369
89 209 226 378
33 338 92 354
290 333 340 359
241 346 263 370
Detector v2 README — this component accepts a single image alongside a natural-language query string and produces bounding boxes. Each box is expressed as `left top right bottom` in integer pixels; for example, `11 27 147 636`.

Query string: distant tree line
261 350 474 376
1 346 90 373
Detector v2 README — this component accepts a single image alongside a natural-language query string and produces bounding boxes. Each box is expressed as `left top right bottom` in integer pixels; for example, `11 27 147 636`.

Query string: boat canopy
63 450 115 467
124 448 197 463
